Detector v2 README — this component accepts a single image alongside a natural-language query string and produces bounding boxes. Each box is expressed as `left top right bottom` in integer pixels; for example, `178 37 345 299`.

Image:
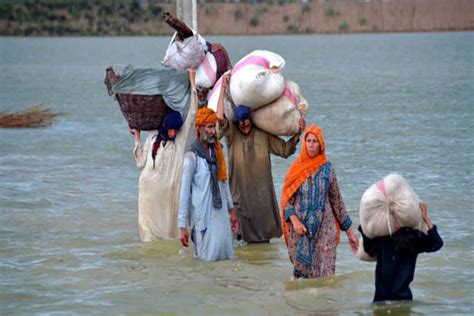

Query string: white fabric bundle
359 174 428 239
228 50 285 110
251 81 308 136
195 51 218 88
162 33 207 70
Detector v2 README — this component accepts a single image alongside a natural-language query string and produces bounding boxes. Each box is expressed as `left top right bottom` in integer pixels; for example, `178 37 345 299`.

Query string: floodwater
1 32 473 315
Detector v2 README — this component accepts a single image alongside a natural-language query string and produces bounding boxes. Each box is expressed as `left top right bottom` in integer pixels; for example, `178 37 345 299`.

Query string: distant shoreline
1 0 473 37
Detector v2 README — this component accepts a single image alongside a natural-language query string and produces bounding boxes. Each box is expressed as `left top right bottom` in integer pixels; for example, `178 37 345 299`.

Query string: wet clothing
133 86 197 242
223 122 297 243
178 149 234 261
359 225 443 302
284 163 352 278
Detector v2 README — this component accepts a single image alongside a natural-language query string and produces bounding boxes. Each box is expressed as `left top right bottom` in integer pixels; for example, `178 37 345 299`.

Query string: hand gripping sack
162 33 206 70
251 81 308 136
359 174 428 239
229 50 285 110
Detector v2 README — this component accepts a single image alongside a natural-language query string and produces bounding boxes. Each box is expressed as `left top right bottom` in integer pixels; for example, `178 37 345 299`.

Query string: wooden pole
176 0 197 32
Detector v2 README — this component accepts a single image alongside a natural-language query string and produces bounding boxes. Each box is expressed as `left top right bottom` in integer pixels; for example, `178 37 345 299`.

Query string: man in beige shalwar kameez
216 73 305 243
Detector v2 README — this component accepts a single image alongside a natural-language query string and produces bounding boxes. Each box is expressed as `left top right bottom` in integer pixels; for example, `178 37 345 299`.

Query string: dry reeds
0 105 64 128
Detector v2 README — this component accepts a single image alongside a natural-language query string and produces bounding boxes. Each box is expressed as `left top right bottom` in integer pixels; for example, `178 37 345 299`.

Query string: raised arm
417 203 444 253
130 128 147 169
217 71 231 127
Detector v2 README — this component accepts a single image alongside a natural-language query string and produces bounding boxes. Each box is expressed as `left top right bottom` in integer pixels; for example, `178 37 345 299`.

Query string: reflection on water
1 33 473 314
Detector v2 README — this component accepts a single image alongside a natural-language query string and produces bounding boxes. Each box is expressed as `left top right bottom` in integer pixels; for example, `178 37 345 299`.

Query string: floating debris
0 105 64 128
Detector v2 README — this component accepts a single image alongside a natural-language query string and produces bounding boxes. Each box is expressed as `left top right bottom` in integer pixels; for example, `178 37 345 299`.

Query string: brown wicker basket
105 67 168 131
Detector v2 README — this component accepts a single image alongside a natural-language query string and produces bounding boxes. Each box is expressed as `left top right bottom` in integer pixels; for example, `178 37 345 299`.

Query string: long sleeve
223 181 233 210
284 195 297 221
416 225 444 253
358 225 377 257
267 132 297 158
134 132 156 169
221 119 235 146
328 167 352 231
178 152 196 228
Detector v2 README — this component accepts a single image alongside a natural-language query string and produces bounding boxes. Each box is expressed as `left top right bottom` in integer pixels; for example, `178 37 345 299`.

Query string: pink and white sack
195 51 218 88
359 174 428 239
251 81 308 136
162 33 207 70
229 50 286 110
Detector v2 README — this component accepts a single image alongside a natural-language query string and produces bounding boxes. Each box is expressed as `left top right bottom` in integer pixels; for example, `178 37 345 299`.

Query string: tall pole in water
176 0 197 32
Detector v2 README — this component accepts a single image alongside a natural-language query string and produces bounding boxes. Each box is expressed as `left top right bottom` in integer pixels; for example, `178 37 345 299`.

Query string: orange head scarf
280 124 340 245
195 107 227 181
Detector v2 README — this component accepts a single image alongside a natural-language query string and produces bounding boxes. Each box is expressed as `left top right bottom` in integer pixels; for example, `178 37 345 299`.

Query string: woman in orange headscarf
281 124 358 278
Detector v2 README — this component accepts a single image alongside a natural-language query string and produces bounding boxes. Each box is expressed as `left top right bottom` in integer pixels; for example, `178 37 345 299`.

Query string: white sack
195 51 218 88
251 81 308 136
162 34 206 70
359 174 428 239
229 50 285 110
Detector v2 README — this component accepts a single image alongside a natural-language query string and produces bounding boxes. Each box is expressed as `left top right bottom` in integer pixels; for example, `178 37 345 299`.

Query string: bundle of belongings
105 65 190 130
207 50 309 136
356 174 429 261
104 12 231 132
161 12 232 92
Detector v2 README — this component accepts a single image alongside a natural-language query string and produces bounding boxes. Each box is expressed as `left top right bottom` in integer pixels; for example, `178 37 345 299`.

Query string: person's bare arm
217 71 231 127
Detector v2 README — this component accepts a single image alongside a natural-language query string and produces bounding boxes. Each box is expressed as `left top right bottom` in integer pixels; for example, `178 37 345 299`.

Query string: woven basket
105 67 168 131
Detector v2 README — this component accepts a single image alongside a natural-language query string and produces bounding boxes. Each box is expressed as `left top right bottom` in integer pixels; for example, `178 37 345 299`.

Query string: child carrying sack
359 174 428 239
251 81 308 136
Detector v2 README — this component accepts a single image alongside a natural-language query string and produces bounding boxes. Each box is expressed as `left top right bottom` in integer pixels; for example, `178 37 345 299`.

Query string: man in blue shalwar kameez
178 107 238 261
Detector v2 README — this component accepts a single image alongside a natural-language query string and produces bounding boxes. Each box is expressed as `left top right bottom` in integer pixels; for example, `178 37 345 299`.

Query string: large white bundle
359 174 428 239
229 50 285 110
251 81 308 136
162 34 207 70
195 51 217 88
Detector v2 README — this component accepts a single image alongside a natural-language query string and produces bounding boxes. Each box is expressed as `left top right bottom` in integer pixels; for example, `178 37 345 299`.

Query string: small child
359 203 443 302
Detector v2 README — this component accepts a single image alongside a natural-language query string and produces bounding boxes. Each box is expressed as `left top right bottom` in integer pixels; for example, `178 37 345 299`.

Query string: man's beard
201 132 216 144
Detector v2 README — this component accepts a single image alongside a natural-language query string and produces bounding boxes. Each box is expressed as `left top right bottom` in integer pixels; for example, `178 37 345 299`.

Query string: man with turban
216 73 305 243
178 107 239 261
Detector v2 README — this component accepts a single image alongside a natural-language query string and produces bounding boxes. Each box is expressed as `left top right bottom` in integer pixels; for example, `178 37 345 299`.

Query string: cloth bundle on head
233 105 251 123
160 109 183 140
359 174 428 239
194 107 227 182
280 124 340 245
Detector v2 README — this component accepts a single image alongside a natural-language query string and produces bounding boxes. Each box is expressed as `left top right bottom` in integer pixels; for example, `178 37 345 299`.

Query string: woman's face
305 133 320 158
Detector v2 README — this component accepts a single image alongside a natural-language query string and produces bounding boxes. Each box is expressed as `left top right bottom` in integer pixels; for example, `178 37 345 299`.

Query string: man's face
197 87 209 103
199 122 217 144
238 119 252 135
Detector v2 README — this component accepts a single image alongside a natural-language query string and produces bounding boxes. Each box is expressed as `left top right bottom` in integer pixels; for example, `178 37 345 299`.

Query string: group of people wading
130 70 443 303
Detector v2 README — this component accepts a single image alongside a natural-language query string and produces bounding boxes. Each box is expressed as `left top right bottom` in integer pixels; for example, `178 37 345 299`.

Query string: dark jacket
359 225 443 302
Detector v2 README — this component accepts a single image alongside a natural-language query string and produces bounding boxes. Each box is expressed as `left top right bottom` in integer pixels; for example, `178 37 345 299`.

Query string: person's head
305 133 321 158
233 105 252 135
197 86 209 104
161 110 183 141
302 124 326 159
195 107 218 145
